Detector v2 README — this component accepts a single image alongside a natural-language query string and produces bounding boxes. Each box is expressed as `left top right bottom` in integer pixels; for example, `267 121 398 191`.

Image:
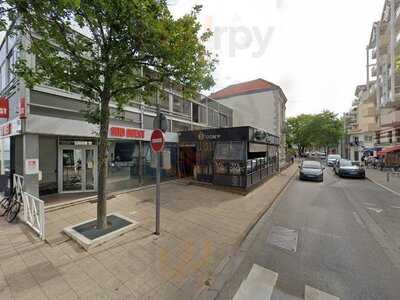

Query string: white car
326 154 341 167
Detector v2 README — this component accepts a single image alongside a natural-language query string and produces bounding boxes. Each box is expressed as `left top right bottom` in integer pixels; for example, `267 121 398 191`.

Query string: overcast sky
169 0 383 117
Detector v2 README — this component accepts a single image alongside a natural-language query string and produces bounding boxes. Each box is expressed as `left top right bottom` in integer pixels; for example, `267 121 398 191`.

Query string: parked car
326 154 341 167
299 160 324 182
334 159 365 178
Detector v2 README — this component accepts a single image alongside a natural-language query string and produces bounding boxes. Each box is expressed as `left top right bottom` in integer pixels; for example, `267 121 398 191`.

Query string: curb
195 165 298 300
366 176 400 198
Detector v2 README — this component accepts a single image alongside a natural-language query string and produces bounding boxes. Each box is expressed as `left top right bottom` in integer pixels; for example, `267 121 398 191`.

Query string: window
364 135 373 142
215 141 245 160
0 62 7 91
388 131 393 144
172 95 191 115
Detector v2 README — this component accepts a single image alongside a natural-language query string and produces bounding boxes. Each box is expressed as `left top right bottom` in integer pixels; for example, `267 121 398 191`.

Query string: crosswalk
233 264 339 300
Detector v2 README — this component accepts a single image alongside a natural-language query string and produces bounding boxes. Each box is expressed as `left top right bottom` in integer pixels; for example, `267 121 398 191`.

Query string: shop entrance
58 146 98 193
179 146 196 178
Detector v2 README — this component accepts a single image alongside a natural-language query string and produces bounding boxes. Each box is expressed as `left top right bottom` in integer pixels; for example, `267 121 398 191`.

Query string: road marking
305 285 340 300
267 226 298 252
367 177 400 198
233 264 278 300
352 212 365 228
364 202 377 207
391 206 400 209
366 207 383 213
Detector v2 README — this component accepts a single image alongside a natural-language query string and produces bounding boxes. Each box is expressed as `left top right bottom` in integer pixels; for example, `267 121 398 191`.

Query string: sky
169 0 384 117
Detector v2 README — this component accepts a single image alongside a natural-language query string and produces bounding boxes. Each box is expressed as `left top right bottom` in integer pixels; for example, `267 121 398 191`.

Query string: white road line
367 177 400 198
305 285 340 300
352 212 365 228
391 205 400 209
366 207 383 213
233 264 278 300
364 202 377 207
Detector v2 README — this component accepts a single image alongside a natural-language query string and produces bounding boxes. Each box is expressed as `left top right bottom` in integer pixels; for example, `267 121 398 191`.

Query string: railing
13 174 45 240
13 174 23 195
22 192 45 240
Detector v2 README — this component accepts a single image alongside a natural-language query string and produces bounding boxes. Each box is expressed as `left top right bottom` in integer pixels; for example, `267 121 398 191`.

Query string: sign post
151 128 165 235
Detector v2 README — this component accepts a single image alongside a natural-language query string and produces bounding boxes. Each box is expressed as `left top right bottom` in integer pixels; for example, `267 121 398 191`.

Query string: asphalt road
216 166 400 300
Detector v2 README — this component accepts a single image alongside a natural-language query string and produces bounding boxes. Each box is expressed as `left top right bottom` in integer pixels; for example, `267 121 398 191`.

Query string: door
59 146 97 193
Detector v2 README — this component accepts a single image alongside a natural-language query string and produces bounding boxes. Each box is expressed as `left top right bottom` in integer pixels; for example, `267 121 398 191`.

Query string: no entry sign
151 129 165 153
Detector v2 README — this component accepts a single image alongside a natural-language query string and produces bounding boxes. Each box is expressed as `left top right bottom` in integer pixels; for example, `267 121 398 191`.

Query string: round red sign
151 129 165 153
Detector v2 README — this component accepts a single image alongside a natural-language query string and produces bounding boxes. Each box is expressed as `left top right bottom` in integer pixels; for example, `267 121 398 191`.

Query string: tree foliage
8 0 216 228
287 111 343 155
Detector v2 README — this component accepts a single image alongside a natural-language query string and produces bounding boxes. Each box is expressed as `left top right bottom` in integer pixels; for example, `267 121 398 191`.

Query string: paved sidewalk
0 164 297 300
366 168 400 195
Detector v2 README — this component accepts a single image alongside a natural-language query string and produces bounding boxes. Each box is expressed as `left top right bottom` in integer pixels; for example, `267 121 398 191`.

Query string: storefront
178 126 280 189
36 126 179 196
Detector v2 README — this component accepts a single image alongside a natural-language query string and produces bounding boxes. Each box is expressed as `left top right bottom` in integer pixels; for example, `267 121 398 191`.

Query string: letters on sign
109 126 145 140
0 97 9 119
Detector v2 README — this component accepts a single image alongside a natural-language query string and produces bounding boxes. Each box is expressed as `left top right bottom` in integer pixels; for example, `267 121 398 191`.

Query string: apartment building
209 79 287 166
345 85 378 161
366 0 400 147
0 27 234 198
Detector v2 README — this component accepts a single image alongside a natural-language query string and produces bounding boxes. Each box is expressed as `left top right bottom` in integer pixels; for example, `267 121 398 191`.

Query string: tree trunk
97 95 110 229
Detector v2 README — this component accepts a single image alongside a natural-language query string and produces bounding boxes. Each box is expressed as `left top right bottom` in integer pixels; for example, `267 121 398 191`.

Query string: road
216 167 400 300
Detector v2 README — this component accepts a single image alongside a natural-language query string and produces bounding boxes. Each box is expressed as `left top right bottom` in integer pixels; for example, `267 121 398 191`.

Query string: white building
210 78 287 165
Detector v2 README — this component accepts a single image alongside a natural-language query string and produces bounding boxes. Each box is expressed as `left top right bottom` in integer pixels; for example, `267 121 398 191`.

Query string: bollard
387 172 390 182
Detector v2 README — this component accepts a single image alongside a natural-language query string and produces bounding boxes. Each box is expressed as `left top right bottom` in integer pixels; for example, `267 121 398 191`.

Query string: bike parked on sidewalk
0 184 23 223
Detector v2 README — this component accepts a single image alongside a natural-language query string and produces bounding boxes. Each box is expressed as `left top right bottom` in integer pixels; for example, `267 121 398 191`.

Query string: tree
286 111 343 155
10 0 216 229
286 114 314 155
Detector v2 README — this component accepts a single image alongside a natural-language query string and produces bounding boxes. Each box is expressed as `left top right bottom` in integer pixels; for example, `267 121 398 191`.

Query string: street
216 166 400 300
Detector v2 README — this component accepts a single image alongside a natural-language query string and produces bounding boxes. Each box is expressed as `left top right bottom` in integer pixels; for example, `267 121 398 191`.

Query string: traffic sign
151 129 165 153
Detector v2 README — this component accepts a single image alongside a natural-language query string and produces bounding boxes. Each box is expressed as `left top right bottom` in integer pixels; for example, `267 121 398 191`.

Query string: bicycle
0 185 23 223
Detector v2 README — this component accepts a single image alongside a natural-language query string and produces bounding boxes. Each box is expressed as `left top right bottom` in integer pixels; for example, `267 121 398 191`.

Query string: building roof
209 78 280 100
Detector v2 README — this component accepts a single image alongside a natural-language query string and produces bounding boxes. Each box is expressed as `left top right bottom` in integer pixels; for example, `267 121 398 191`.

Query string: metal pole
155 88 161 236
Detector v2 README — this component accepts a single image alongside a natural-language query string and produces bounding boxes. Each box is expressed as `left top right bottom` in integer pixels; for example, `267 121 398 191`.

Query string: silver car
326 154 341 167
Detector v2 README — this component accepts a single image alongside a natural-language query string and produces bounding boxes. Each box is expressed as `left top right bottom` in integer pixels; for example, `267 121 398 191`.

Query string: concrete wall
217 90 281 136
216 89 286 164
39 135 57 187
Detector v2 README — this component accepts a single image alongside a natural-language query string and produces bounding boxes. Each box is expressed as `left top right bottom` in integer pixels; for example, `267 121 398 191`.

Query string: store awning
382 145 400 154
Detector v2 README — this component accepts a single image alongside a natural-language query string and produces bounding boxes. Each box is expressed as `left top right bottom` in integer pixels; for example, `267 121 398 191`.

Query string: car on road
334 159 366 178
299 160 324 182
326 154 341 167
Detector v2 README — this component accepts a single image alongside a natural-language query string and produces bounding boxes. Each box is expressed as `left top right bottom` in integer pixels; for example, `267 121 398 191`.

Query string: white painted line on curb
305 285 340 300
353 212 366 228
233 264 278 300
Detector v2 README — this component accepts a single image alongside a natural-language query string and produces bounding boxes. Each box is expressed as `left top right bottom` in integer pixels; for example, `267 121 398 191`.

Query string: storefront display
178 126 280 189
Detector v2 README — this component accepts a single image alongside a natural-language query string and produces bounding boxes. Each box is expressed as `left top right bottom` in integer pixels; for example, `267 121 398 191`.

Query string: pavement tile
0 165 297 299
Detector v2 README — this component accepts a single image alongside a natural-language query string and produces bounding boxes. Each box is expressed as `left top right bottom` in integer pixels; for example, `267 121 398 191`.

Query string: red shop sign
0 97 9 119
19 97 27 119
109 126 145 140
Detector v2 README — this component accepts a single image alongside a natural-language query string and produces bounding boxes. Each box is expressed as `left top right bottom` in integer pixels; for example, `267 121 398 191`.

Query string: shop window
215 141 245 161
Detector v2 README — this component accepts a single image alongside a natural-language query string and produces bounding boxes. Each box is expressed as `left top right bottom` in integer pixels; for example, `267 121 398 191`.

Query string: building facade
365 0 400 148
209 79 287 166
0 29 234 198
344 85 378 161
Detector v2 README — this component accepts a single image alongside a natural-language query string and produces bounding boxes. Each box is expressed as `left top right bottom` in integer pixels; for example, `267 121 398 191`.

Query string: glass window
1 62 7 91
215 141 245 160
173 95 191 115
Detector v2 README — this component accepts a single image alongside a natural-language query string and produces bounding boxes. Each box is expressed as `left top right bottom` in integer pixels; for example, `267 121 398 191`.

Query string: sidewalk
366 168 400 195
0 164 297 300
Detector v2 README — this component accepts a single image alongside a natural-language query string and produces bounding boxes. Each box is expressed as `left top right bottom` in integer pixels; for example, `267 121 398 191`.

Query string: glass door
59 146 97 193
